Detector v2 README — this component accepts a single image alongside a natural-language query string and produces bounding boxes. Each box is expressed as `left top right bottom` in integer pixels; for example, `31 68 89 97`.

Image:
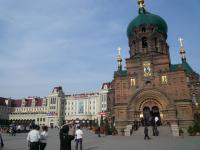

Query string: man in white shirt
75 126 83 150
27 125 40 150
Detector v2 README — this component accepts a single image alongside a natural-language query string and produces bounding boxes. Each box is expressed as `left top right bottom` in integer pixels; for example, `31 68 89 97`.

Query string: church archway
141 100 162 126
128 89 172 125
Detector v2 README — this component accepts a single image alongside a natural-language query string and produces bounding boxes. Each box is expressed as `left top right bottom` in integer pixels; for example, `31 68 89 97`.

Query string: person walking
97 126 101 137
60 123 75 150
27 125 40 150
144 126 150 140
75 126 83 150
40 126 48 150
0 128 4 150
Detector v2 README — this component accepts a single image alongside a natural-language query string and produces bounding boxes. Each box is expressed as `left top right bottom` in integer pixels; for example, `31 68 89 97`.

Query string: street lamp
139 113 143 118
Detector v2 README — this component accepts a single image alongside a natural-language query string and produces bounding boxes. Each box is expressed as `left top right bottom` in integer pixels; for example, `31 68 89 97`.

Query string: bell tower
126 0 170 87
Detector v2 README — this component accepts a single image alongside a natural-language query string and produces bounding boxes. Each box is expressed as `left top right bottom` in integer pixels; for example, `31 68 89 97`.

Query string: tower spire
138 0 145 8
178 38 186 61
117 47 122 71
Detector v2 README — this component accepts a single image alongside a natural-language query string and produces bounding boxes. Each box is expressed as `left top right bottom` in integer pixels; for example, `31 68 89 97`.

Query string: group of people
27 125 48 150
26 122 84 150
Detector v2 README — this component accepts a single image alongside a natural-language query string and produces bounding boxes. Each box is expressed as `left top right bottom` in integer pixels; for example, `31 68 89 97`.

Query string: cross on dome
117 47 122 56
178 38 184 47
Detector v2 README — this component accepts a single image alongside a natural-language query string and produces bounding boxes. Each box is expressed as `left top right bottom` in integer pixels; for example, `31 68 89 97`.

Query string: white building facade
65 93 100 121
65 83 111 122
0 83 110 127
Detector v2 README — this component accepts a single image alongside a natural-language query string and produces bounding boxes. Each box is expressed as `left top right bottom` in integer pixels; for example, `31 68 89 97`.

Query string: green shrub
193 124 200 133
187 126 194 136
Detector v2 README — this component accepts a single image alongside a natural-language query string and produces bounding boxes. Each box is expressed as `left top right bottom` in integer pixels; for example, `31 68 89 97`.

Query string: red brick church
108 0 200 133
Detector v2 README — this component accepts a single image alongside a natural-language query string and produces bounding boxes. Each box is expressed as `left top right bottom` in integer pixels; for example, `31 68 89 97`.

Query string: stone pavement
2 128 200 150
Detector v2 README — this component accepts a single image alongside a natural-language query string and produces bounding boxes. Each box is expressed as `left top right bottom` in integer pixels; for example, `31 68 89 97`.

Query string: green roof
127 7 168 38
114 70 127 77
170 64 180 72
182 59 194 74
170 59 194 74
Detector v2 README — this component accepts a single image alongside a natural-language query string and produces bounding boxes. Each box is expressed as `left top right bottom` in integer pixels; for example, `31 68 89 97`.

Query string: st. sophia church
108 0 200 133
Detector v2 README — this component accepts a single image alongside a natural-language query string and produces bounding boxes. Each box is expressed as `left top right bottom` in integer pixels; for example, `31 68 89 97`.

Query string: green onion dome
127 7 168 38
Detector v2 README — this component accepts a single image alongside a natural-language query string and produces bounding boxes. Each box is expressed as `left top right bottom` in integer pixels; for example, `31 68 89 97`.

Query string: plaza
1 129 200 150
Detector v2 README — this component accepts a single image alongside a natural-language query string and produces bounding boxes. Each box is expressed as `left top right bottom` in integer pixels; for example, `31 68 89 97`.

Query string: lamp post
139 113 143 118
139 113 144 126
5 99 9 126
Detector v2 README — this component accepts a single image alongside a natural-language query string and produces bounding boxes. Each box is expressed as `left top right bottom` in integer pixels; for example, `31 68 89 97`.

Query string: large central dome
127 7 168 38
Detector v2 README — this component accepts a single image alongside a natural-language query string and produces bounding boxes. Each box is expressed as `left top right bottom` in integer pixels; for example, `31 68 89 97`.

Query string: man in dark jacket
60 123 75 150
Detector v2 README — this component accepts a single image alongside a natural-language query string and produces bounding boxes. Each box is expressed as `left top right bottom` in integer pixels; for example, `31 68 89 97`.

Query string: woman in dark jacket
60 124 75 150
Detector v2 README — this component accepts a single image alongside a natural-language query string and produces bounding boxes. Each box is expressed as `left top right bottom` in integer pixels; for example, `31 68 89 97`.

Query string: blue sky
0 0 199 98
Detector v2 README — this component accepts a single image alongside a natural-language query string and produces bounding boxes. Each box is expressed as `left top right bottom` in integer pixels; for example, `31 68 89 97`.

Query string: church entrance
143 106 161 126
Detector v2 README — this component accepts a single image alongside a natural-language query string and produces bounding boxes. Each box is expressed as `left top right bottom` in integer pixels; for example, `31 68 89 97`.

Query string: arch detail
128 88 172 111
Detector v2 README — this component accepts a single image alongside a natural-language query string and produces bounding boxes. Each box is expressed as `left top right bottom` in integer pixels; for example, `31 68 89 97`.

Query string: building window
142 37 148 48
161 75 168 84
130 78 136 86
142 27 146 32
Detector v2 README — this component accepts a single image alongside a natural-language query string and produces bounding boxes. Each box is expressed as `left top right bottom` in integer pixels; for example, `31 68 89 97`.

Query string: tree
188 113 200 135
104 117 110 135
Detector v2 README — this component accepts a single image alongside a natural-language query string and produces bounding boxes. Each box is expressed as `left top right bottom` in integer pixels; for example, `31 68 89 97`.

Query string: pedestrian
144 126 150 140
0 128 4 150
40 126 48 150
75 126 83 150
97 126 101 137
60 123 75 150
27 125 40 150
36 125 40 131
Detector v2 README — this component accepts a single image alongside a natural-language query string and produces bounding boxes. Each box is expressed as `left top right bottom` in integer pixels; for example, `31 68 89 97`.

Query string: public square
2 128 200 150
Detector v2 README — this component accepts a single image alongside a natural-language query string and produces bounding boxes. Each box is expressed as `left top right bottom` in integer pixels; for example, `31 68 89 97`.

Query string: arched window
142 37 148 48
142 27 146 32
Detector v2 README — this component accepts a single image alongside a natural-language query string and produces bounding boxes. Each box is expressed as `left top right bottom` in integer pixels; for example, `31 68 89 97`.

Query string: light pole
5 99 9 126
